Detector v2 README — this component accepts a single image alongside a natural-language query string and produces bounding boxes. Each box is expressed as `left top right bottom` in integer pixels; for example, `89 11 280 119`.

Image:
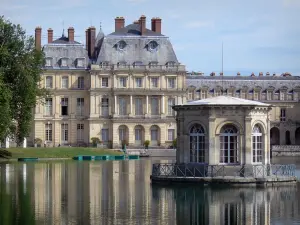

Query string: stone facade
173 96 272 165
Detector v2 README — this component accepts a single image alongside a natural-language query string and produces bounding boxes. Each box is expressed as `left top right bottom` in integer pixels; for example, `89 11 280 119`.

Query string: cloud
185 20 214 29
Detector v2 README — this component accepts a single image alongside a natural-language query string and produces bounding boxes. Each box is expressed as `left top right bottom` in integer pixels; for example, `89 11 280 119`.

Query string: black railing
152 163 296 178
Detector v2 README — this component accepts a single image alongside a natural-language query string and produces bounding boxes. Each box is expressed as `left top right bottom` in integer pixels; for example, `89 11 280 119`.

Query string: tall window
252 125 263 163
280 108 286 122
135 98 143 115
45 98 53 116
151 77 158 88
168 78 176 88
76 98 84 116
150 126 159 145
267 91 272 100
102 77 108 87
61 98 68 116
61 124 68 144
151 97 159 115
61 76 69 89
119 97 127 115
119 77 127 88
201 91 207 99
102 129 109 141
134 126 143 145
220 125 238 164
135 78 142 87
45 58 52 67
77 77 84 89
119 126 127 141
280 92 285 101
45 76 53 88
294 92 298 101
101 98 109 116
168 129 175 141
45 124 52 141
190 124 205 163
188 91 193 100
77 124 84 142
168 98 175 116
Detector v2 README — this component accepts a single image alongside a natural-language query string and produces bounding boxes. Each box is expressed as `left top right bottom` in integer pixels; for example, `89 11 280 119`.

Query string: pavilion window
101 98 109 116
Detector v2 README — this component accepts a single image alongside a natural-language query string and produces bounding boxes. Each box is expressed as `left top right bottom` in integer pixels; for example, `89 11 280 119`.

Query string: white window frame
119 77 127 88
135 77 143 88
45 123 52 141
119 97 127 115
151 77 158 88
45 98 53 116
101 98 109 116
61 58 67 67
61 76 69 89
280 108 286 122
168 129 175 141
61 123 68 143
76 98 84 116
167 98 175 116
168 78 176 89
219 125 238 164
77 77 84 89
77 124 84 142
45 58 52 67
189 124 205 163
45 76 53 88
77 59 84 68
102 77 108 87
252 125 263 163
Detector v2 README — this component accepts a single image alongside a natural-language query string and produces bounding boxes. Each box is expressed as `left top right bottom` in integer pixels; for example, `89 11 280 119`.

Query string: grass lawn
1 147 124 159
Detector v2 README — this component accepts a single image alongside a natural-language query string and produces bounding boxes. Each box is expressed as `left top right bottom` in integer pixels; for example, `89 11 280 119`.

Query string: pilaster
244 117 252 165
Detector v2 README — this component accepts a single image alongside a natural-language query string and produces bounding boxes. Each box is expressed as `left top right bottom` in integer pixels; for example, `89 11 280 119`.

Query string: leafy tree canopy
0 16 47 145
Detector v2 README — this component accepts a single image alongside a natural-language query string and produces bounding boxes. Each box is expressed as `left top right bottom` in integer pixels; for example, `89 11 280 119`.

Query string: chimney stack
139 15 146 35
237 72 241 76
266 72 270 76
35 27 42 50
47 28 53 43
88 26 96 58
259 72 263 76
68 27 75 42
151 17 162 34
220 72 223 76
115 17 125 31
85 29 89 51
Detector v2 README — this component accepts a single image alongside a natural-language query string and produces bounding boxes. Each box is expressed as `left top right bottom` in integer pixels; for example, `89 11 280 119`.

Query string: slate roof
51 35 81 44
186 76 300 91
96 24 178 65
182 96 270 106
108 24 164 37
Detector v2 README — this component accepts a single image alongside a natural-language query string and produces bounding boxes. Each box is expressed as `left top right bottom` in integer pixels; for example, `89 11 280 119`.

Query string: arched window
189 124 205 163
252 125 263 163
220 125 238 164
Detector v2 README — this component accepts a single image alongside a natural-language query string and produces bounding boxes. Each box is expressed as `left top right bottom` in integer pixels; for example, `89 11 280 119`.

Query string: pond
0 157 299 225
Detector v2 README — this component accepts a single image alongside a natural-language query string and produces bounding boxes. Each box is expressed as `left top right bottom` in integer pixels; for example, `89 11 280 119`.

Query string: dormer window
149 61 158 67
133 61 143 67
76 58 84 68
166 61 176 67
116 40 127 51
60 58 68 67
147 41 158 51
45 58 52 67
117 61 127 68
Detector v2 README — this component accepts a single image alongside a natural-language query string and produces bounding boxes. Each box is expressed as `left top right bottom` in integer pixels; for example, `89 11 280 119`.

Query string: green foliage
144 140 150 147
173 138 177 148
91 137 101 146
0 16 47 145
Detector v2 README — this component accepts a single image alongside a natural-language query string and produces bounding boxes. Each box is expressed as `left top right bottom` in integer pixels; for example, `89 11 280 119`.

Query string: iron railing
152 163 296 178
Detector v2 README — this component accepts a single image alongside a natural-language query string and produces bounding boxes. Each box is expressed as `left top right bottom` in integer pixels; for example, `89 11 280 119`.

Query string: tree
0 16 46 145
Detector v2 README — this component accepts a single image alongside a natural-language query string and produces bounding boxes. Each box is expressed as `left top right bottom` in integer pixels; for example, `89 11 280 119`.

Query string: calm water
0 157 300 225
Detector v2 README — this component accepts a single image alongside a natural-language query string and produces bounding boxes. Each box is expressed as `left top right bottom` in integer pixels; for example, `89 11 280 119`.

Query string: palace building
30 15 300 149
32 15 186 148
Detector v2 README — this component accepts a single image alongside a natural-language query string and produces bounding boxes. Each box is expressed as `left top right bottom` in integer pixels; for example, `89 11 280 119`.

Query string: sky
1 0 300 75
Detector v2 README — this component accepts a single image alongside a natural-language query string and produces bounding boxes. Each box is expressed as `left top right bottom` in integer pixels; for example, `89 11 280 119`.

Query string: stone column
90 95 95 116
130 95 133 116
208 117 216 164
114 95 117 115
145 95 149 115
244 117 252 165
98 95 101 115
161 95 165 115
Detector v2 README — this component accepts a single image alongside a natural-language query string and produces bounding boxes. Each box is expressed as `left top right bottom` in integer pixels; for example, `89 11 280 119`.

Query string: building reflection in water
0 160 299 225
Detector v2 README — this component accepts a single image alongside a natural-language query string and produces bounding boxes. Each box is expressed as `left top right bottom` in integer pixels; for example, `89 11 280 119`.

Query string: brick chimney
47 28 53 43
35 27 42 50
68 27 75 42
266 72 270 76
115 17 125 31
88 26 96 58
237 72 241 76
151 17 161 34
139 15 146 35
259 72 263 76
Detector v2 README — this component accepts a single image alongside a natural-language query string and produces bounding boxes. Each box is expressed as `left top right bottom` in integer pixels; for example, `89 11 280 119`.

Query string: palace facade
31 15 300 148
32 16 186 148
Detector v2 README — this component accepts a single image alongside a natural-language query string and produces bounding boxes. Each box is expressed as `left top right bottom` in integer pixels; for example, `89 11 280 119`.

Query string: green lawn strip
5 147 123 159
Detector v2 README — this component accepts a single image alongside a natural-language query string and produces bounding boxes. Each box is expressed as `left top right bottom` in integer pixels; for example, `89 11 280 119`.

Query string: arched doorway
270 127 280 145
285 131 291 145
189 124 205 163
134 125 144 146
150 125 160 146
252 125 263 163
118 125 129 145
220 124 238 164
296 128 300 145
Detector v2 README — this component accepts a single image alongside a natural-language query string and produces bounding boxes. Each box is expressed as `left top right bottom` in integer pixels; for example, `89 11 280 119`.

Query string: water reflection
0 159 299 225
